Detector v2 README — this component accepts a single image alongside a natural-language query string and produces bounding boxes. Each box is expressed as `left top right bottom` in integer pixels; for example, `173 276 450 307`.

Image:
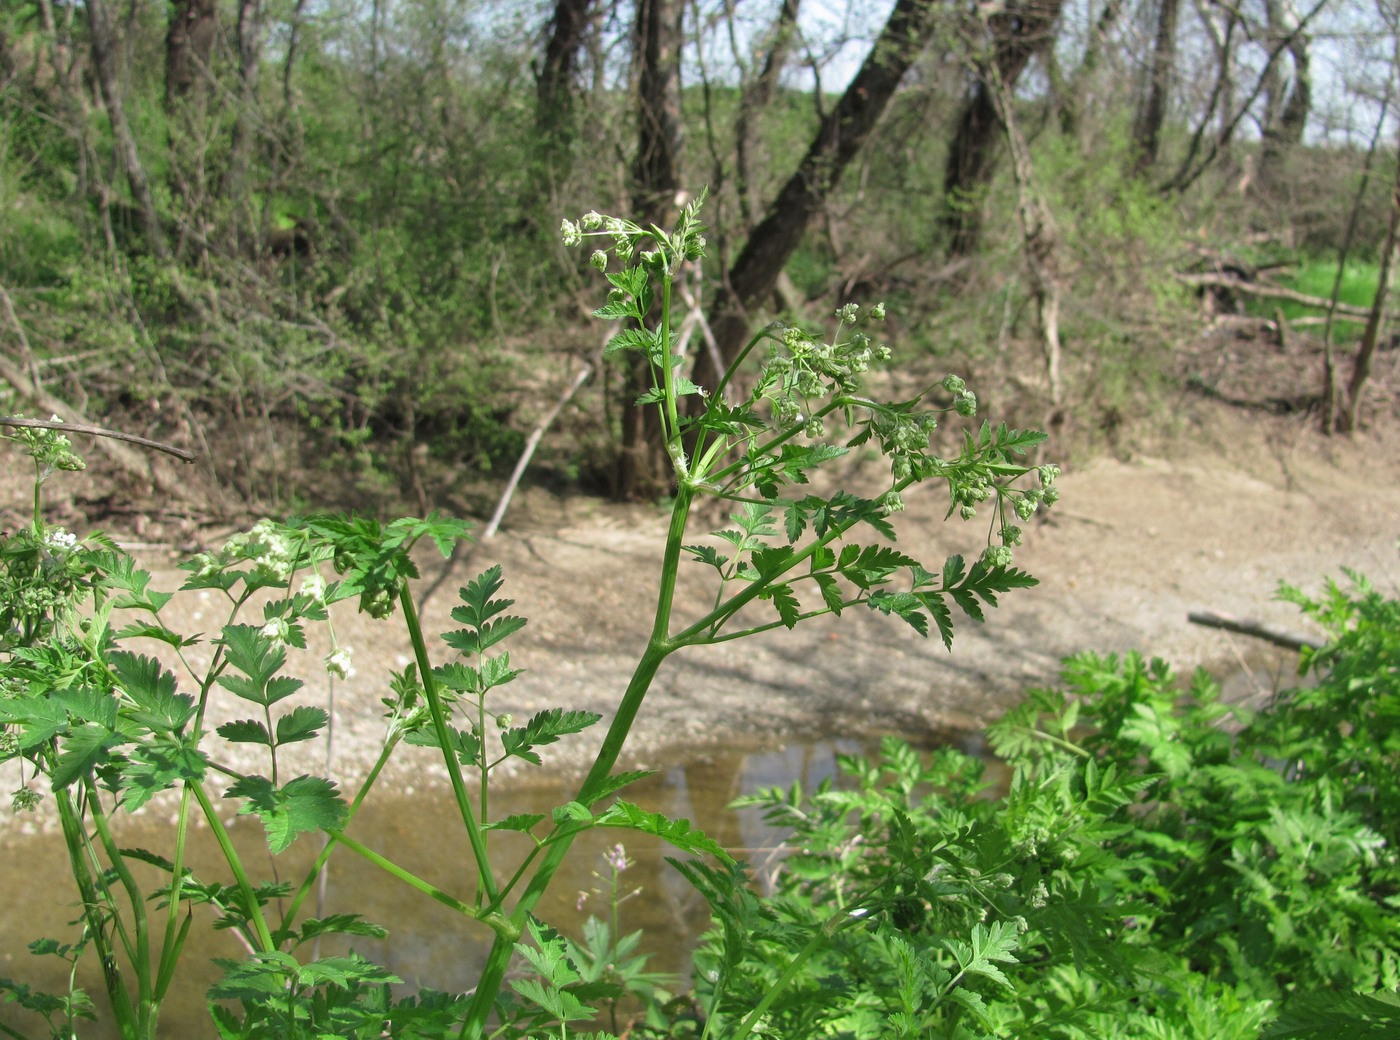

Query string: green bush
691 573 1400 1038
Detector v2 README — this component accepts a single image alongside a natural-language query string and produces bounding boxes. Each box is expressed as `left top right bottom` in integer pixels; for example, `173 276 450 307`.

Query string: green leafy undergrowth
665 571 1399 1039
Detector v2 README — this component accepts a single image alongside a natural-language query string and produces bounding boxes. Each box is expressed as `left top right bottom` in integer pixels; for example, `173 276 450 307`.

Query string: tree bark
84 0 169 260
696 0 940 390
1256 0 1312 196
615 0 684 500
537 0 596 147
939 0 1067 259
1132 0 1179 173
1053 0 1126 137
1162 0 1328 195
224 0 265 247
734 0 802 228
1338 147 1400 433
985 61 1063 407
164 0 217 105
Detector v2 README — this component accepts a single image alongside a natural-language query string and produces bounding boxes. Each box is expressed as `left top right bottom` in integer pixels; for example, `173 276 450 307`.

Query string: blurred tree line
0 0 1395 510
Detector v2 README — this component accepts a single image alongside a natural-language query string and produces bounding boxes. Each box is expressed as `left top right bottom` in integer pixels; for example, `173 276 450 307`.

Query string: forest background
2 0 1399 520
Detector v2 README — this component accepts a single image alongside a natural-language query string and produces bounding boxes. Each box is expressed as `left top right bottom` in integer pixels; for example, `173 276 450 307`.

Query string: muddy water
2 735 952 1039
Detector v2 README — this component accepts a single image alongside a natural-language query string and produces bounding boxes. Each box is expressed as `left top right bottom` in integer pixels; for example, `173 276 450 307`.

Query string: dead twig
1187 610 1323 651
1 415 199 463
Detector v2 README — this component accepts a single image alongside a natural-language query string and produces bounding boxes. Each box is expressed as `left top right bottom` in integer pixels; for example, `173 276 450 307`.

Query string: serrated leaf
592 297 639 321
217 719 273 745
288 915 389 948
109 652 195 731
54 687 117 729
0 697 70 749
784 502 808 542
111 622 199 649
119 738 208 811
226 774 348 854
275 706 328 746
405 725 481 766
51 723 122 788
296 954 399 988
552 801 593 825
485 812 547 833
502 708 601 765
595 800 734 862
750 546 794 578
684 544 727 569
605 327 660 355
812 573 845 615
762 583 802 629
218 625 286 685
605 267 648 296
580 769 656 807
867 591 928 636
510 978 594 1022
262 676 305 706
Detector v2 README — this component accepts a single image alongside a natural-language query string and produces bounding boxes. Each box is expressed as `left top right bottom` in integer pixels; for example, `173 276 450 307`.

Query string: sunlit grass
1251 256 1380 339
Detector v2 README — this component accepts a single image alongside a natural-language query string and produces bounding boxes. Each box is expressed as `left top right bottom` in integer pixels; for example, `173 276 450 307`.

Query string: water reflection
0 735 893 1039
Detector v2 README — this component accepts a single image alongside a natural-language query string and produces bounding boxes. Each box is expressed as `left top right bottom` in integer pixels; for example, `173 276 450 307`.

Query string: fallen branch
1 415 198 463
1176 272 1372 320
1187 610 1323 651
482 359 595 540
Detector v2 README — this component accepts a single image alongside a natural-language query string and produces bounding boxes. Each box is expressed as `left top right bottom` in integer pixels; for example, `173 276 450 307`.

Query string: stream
2 733 982 1039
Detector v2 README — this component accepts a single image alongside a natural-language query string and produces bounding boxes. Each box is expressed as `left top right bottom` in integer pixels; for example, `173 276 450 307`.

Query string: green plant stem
707 398 846 491
86 786 156 1031
189 780 277 954
460 482 696 1037
398 584 499 907
324 829 490 924
282 733 400 929
657 275 689 480
707 327 773 406
719 927 831 1040
52 785 142 1039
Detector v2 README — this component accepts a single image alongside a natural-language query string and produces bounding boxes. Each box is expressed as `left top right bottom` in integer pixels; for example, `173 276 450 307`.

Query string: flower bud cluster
42 528 79 553
562 195 707 275
325 647 355 680
941 375 978 417
13 416 85 477
760 303 890 438
216 519 297 585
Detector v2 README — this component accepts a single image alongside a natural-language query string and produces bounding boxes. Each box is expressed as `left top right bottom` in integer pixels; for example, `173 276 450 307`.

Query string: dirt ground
27 400 1400 798
5 380 1400 808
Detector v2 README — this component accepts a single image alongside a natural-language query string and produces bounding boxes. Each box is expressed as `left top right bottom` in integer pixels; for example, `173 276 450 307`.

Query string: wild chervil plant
0 194 1057 1039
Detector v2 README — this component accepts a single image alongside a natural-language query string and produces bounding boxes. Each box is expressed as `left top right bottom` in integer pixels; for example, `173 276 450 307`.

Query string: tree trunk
537 0 596 149
1163 0 1328 195
1051 0 1125 137
1337 143 1400 433
985 61 1064 408
1131 0 1179 173
224 0 265 248
734 0 802 229
84 0 169 260
164 0 217 105
1256 0 1311 196
696 0 941 390
939 0 1067 259
614 0 684 500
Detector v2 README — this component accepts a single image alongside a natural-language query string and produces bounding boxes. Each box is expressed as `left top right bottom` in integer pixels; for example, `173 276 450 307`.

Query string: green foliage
674 571 1400 1038
1245 255 1380 339
0 198 1056 1039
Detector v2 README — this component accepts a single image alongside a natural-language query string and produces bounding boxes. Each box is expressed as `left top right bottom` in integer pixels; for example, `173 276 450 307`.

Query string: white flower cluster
194 519 297 584
325 647 355 681
43 527 78 553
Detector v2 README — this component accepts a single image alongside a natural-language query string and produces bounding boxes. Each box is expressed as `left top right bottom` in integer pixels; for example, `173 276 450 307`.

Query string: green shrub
694 572 1400 1038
